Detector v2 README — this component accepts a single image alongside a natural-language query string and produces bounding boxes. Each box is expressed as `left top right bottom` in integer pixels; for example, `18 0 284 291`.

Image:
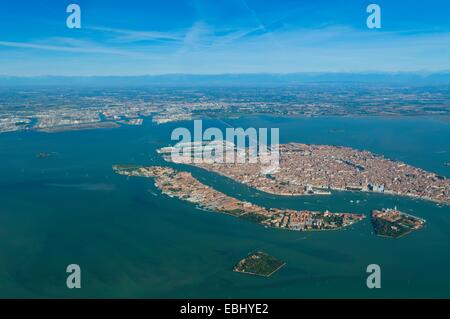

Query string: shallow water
0 116 449 298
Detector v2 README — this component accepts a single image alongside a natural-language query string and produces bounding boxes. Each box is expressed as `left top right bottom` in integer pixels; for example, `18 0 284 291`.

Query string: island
38 121 120 133
36 152 51 159
113 165 365 232
233 252 285 277
159 142 450 205
371 208 426 238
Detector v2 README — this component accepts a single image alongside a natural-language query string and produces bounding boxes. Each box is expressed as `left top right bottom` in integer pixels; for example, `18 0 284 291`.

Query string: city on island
113 164 428 239
112 165 366 232
160 142 450 206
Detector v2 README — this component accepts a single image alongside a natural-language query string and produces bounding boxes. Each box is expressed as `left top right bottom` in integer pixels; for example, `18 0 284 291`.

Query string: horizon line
2 71 450 78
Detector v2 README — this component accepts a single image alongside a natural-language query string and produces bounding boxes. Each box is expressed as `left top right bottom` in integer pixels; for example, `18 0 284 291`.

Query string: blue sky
0 0 449 76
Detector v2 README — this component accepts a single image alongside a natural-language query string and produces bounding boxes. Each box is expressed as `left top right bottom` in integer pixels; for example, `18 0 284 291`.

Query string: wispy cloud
87 26 184 43
0 38 153 58
1 12 450 75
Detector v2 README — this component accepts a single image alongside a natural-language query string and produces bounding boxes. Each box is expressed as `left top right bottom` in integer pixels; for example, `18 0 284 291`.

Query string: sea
0 115 449 298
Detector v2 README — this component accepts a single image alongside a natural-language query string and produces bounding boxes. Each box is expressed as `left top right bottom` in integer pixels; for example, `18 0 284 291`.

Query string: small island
371 208 426 238
233 252 285 277
36 152 51 159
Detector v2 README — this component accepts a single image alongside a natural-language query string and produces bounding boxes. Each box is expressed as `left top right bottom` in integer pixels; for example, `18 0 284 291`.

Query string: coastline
113 165 366 233
180 163 450 206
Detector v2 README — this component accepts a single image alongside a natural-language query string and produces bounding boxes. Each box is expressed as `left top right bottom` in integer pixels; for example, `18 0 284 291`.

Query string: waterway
0 116 449 298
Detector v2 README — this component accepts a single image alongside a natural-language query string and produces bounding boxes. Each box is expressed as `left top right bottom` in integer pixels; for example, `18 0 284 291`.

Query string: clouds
0 0 449 75
88 26 184 43
0 39 136 56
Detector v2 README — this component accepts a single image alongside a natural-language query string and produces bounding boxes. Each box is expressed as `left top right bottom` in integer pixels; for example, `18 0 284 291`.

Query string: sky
0 0 449 76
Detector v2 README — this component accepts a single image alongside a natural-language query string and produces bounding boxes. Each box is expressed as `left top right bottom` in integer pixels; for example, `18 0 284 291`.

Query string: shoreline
184 164 450 206
113 165 366 233
233 262 287 278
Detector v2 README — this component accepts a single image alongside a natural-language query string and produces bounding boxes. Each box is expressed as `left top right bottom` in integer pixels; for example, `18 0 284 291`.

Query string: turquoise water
0 116 449 298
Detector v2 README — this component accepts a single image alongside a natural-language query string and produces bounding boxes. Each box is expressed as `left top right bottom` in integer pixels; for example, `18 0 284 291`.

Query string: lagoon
0 116 449 298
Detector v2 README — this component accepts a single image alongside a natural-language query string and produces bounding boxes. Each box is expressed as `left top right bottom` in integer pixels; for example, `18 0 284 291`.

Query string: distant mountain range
1 72 450 86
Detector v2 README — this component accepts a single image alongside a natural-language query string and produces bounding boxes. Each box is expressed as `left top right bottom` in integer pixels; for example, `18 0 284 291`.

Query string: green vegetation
112 164 142 171
233 251 285 277
323 215 344 225
371 218 411 238
227 208 246 216
371 213 424 238
239 212 269 222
